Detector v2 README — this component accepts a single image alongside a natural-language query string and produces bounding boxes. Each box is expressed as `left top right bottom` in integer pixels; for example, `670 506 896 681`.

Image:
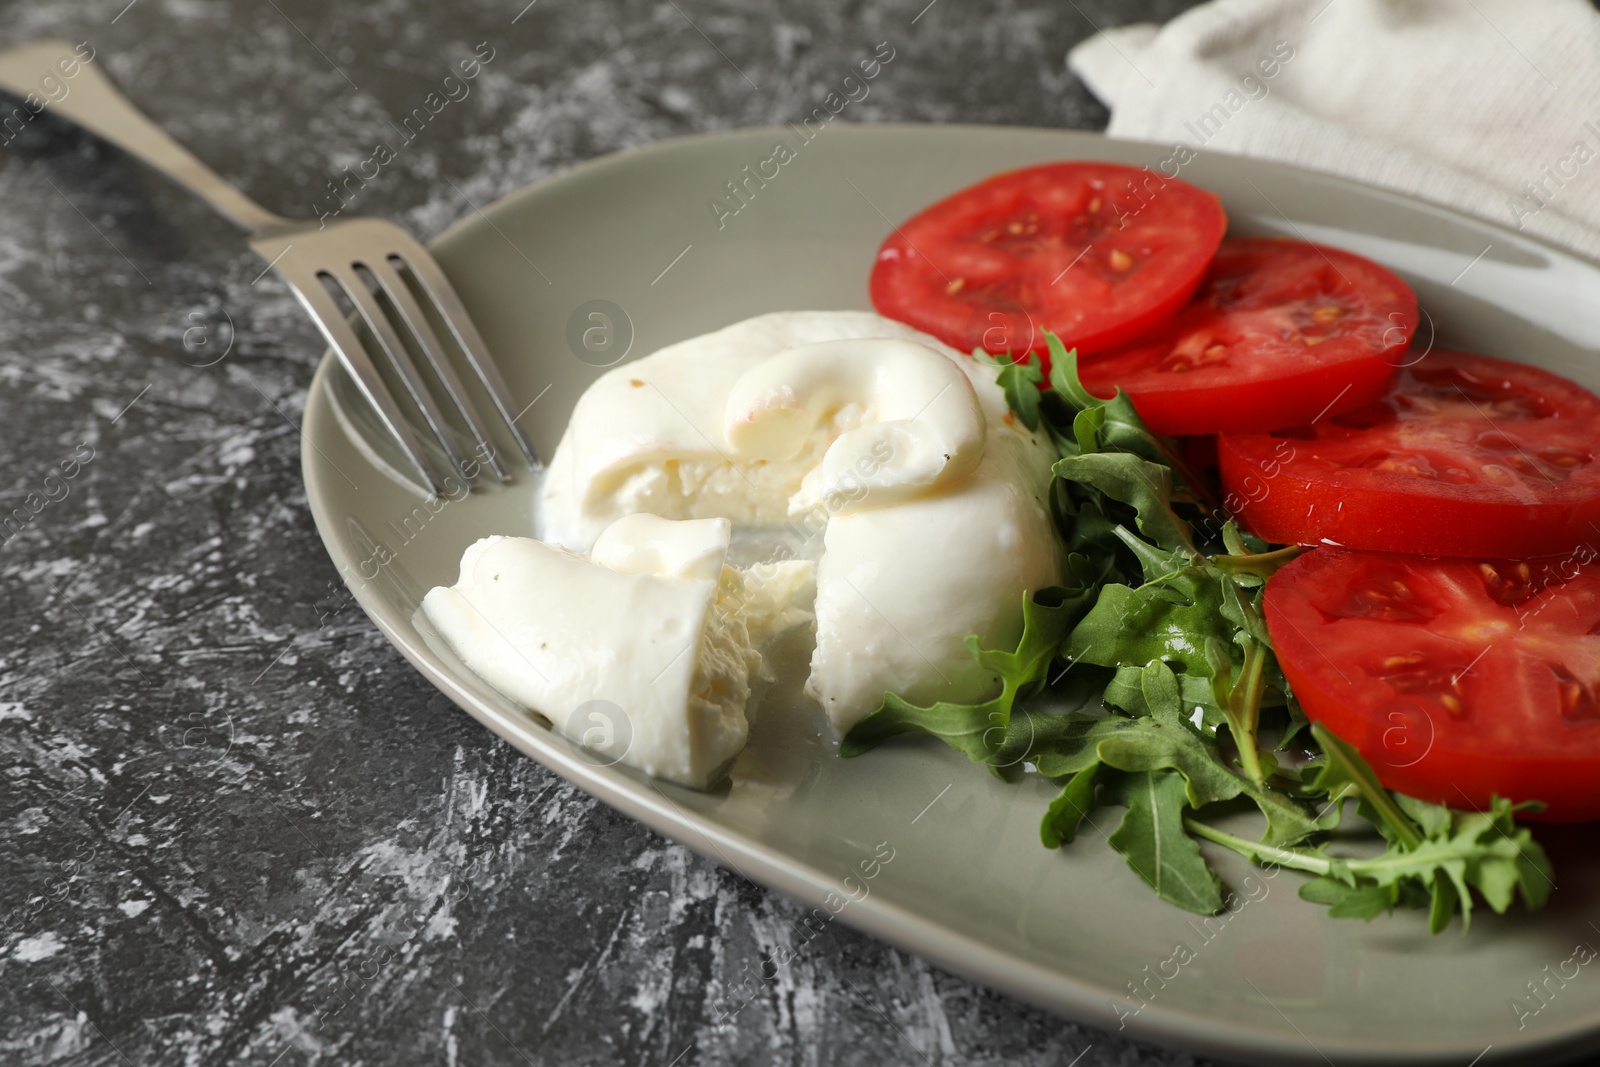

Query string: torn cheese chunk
422 516 812 789
590 512 730 580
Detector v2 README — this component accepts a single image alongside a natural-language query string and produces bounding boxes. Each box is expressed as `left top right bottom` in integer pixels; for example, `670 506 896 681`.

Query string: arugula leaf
1106 662 1204 718
973 348 1045 431
1298 878 1399 921
1305 723 1423 848
1053 487 1133 576
1027 702 1320 849
839 586 1083 764
838 691 1005 763
1106 769 1224 915
1187 797 1552 933
1065 565 1231 679
1033 710 1240 807
1139 658 1182 719
1054 453 1195 556
1211 540 1304 582
1063 526 1289 785
1393 791 1455 840
1023 694 1542 928
1104 662 1234 735
1045 337 1189 472
1040 762 1101 848
1213 630 1269 786
1183 725 1552 932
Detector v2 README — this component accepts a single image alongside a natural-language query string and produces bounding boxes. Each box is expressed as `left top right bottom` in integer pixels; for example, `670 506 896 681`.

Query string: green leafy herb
1107 769 1223 914
1186 798 1552 934
839 585 1085 767
1054 453 1193 556
1024 694 1321 855
1305 723 1423 848
1044 336 1199 481
1040 762 1100 848
974 347 1045 431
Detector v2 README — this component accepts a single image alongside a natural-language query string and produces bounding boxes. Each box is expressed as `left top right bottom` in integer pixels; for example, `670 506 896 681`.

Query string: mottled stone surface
0 1 1255 1065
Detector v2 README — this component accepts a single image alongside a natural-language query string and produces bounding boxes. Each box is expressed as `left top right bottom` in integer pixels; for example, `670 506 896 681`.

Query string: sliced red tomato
868 161 1226 358
1220 350 1600 558
1266 547 1600 822
1077 239 1416 435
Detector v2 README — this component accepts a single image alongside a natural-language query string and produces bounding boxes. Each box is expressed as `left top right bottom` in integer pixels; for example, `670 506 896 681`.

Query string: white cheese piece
590 513 730 580
723 337 986 514
798 329 1066 732
806 423 1064 733
422 517 811 789
539 311 967 551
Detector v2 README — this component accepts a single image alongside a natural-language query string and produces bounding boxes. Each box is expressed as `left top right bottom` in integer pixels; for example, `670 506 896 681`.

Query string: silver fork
0 39 538 493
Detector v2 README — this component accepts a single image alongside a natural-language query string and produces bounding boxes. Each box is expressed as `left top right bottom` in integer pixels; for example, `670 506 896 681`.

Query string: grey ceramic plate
301 125 1600 1066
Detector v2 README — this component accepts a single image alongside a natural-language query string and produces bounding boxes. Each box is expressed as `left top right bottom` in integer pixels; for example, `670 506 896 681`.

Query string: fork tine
324 264 479 489
393 249 542 468
361 257 510 484
280 270 444 494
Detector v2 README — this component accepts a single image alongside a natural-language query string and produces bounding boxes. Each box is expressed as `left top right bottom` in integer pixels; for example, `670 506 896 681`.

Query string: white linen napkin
1068 0 1600 260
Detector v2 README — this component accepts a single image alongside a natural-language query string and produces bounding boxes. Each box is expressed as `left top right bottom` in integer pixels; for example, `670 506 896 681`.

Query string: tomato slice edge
1266 547 1600 822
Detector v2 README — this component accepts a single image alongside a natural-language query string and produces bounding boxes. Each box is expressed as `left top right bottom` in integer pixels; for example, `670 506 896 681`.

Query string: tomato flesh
1077 239 1415 435
1221 350 1600 557
1266 547 1600 821
869 161 1226 358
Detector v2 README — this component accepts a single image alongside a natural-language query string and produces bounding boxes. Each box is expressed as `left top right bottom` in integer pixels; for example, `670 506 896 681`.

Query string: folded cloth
1069 0 1600 260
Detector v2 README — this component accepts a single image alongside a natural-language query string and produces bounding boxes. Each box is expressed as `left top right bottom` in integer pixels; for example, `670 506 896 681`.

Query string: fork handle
0 40 291 234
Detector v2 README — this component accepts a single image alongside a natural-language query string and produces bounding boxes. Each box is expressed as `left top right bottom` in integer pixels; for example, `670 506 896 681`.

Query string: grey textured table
0 2 1241 1064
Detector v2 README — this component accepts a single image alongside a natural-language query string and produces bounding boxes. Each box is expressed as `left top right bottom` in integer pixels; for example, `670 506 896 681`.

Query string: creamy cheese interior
540 312 962 550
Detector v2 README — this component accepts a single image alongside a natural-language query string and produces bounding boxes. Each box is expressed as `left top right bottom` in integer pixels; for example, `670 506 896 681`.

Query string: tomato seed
1540 447 1590 468
1474 431 1519 452
1481 464 1517 486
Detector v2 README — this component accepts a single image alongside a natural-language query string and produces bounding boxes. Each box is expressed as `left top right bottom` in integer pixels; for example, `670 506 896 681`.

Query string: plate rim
301 121 1600 1067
